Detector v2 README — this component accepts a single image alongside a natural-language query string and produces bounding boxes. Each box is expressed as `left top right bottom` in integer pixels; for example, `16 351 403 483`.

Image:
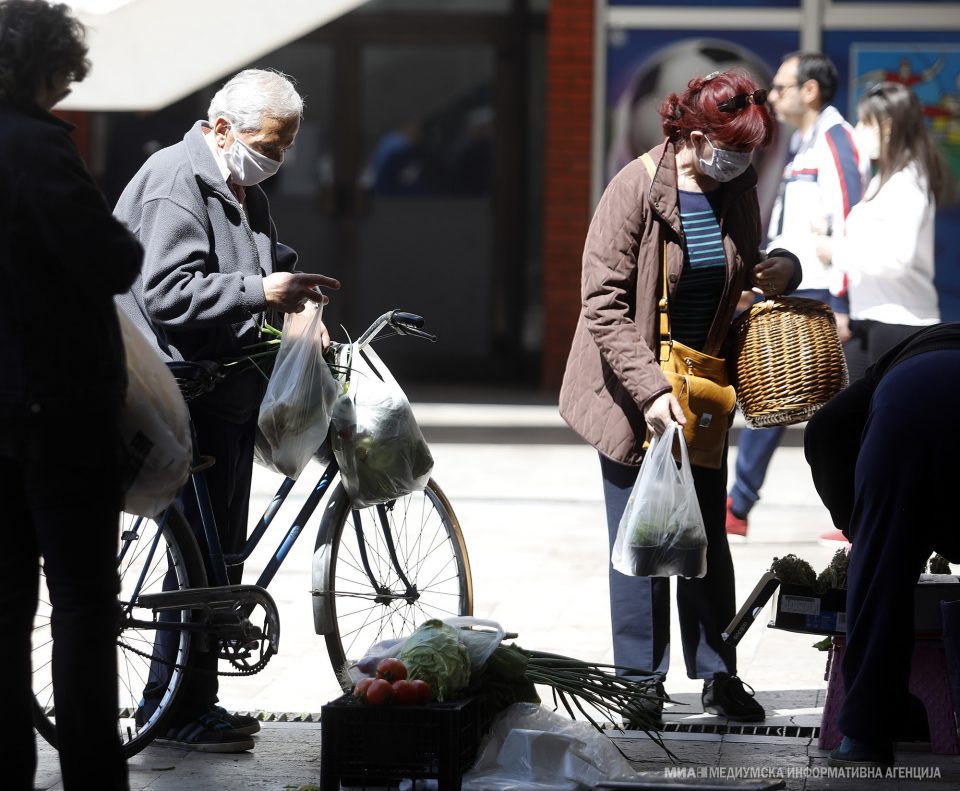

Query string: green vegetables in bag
396 619 471 701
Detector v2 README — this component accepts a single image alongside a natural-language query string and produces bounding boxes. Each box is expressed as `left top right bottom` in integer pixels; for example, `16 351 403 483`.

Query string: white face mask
854 124 881 161
698 136 752 182
223 135 282 186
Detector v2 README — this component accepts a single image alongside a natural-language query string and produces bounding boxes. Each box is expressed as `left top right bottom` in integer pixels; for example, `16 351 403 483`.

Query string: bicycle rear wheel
317 478 472 684
32 505 206 757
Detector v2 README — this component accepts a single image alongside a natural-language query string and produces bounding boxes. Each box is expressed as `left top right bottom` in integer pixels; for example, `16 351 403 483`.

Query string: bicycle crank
137 583 281 655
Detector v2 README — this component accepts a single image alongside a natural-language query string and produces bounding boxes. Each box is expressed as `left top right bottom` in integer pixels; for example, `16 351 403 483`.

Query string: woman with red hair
560 70 801 725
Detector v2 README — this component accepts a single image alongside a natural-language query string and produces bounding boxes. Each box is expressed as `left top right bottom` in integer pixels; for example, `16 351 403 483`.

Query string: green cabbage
396 619 471 701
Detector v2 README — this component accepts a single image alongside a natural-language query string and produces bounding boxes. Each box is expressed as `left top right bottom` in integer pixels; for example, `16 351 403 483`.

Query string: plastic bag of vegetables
396 619 472 701
330 343 433 508
611 422 707 579
258 302 340 480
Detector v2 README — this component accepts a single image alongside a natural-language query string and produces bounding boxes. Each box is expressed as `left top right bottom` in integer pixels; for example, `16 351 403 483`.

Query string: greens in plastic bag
258 302 339 479
611 421 707 579
330 343 433 508
396 619 471 701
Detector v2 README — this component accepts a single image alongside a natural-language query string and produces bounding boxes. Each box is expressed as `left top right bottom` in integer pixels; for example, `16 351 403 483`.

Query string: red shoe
725 497 748 538
817 529 850 548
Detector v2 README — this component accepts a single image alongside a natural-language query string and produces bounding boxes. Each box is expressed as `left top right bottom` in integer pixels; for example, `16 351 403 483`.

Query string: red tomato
365 677 394 706
376 657 408 683
391 679 419 706
409 679 431 704
353 677 373 702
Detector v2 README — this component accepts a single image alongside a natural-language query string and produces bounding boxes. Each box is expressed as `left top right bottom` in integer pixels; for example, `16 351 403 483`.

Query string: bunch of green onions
470 643 675 758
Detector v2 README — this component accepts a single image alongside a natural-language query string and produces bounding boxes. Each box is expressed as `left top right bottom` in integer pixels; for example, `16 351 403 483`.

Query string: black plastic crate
320 693 481 791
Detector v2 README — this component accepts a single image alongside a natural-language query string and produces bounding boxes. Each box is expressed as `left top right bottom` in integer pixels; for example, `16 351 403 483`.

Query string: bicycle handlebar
356 309 437 348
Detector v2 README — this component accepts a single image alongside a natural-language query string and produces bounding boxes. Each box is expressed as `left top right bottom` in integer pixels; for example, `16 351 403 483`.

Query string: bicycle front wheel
317 478 472 684
32 505 206 757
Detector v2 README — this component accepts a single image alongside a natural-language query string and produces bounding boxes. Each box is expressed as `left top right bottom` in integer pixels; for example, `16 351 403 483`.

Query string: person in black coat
804 323 960 768
0 3 143 789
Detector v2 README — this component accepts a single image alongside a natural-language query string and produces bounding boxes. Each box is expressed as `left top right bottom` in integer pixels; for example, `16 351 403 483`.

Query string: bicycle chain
117 638 273 676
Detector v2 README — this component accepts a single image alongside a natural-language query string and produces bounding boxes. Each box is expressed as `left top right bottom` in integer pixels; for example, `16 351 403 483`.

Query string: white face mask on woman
854 122 882 162
223 135 282 186
698 136 752 182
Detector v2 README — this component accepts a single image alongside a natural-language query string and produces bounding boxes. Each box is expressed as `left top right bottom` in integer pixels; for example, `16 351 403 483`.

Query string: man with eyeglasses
725 51 869 544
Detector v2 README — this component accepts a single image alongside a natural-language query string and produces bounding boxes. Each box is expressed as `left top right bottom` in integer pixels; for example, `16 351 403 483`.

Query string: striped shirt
671 189 726 351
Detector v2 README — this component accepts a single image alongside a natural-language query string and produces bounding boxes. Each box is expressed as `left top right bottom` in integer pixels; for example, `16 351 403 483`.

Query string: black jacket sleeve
22 124 142 300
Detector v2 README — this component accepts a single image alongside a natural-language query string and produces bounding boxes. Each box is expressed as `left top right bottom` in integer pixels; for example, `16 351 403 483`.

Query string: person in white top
816 81 948 379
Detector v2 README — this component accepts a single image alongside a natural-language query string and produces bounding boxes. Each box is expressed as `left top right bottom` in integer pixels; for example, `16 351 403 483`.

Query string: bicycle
31 310 473 757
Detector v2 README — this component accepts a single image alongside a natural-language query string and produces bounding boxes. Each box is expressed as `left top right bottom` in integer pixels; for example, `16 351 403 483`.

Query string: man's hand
643 391 686 437
750 256 795 296
263 272 341 313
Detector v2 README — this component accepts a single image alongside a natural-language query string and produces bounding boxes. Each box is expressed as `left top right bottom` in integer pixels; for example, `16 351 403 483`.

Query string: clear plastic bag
330 343 433 508
611 421 707 578
257 302 340 480
344 616 505 686
116 308 192 518
460 703 636 791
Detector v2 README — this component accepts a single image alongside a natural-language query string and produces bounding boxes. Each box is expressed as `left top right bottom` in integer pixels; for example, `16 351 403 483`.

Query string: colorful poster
605 28 799 231
839 41 960 320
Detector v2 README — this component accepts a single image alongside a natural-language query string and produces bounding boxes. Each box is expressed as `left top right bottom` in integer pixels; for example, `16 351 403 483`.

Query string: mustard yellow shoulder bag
639 153 736 470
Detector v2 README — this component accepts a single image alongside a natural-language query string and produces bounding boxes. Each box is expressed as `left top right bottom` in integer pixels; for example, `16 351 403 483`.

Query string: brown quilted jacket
559 140 776 466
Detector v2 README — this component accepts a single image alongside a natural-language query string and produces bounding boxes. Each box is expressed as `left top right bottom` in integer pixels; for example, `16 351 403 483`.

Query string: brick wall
541 0 595 390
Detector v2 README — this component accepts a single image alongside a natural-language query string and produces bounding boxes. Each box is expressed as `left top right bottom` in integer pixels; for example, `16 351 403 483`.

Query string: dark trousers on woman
831 351 960 741
141 407 257 724
600 448 736 681
0 422 128 791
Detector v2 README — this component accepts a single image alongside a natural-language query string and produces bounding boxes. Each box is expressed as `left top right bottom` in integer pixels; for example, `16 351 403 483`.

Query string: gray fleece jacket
114 121 296 422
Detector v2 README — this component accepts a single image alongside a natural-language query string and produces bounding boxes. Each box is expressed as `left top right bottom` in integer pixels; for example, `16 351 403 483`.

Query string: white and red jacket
767 105 869 292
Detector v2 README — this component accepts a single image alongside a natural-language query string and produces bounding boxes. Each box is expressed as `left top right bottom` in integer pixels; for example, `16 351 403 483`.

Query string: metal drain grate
660 722 820 738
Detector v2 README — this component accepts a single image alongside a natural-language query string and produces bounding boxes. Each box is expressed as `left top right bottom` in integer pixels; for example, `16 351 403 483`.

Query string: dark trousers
600 448 736 682
0 440 128 791
141 407 257 723
836 351 960 741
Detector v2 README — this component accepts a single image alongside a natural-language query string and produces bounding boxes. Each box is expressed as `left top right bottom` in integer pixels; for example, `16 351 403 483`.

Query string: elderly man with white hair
115 68 339 752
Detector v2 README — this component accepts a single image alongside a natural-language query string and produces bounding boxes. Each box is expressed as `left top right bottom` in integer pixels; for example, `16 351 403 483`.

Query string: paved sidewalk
33 395 960 789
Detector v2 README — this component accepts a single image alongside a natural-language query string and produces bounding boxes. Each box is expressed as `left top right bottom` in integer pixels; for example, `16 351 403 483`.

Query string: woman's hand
643 391 686 436
750 256 795 297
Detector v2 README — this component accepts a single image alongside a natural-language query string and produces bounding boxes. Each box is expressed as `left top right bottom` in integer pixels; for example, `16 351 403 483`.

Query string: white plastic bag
116 308 191 518
612 421 707 578
460 703 636 791
330 343 433 508
345 616 504 686
258 302 339 480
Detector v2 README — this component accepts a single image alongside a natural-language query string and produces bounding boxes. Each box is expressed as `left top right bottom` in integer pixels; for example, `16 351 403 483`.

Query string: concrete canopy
59 0 367 111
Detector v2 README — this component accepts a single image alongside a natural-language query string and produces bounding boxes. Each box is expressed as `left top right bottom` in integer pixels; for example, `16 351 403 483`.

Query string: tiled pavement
32 398 960 790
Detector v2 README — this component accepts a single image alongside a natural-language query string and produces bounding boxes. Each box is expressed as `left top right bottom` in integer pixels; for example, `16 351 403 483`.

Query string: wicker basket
730 297 849 428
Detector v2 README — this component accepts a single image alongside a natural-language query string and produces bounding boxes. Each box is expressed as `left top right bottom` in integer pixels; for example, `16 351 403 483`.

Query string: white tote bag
116 308 192 518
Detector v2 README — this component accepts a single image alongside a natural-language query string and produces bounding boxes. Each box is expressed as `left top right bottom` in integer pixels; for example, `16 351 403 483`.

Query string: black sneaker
623 681 666 730
702 673 765 722
211 705 261 735
155 710 256 753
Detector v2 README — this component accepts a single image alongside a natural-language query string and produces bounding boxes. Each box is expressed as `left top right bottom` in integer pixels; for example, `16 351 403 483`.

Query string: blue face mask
698 136 752 182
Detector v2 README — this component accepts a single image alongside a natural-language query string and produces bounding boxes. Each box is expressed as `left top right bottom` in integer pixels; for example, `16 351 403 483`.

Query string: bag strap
639 153 672 366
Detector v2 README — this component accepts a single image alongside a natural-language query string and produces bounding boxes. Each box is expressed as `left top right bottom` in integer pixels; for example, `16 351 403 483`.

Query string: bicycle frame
167 309 437 609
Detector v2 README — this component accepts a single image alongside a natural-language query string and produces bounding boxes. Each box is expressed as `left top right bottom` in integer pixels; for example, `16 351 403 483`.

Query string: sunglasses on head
717 88 768 113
